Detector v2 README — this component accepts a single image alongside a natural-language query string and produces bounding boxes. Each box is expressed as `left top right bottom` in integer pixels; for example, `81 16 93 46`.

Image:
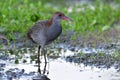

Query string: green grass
0 0 120 41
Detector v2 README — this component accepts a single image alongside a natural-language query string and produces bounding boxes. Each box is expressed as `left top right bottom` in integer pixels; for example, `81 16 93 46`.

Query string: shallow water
3 58 120 80
0 47 120 80
48 59 120 80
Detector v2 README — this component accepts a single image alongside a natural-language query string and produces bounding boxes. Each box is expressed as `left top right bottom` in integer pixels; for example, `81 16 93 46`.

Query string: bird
27 11 72 74
0 34 8 44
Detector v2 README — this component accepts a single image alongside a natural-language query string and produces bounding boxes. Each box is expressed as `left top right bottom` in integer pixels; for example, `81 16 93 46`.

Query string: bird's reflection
33 52 50 80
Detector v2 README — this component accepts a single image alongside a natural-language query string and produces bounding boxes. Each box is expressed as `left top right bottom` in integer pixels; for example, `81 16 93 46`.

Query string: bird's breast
46 24 62 44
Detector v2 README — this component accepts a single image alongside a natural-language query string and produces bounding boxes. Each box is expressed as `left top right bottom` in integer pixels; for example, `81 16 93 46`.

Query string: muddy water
48 59 119 80
2 58 120 80
0 47 120 80
6 58 119 80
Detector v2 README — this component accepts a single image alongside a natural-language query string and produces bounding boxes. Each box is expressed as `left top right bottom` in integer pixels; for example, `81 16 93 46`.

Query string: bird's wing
27 20 50 43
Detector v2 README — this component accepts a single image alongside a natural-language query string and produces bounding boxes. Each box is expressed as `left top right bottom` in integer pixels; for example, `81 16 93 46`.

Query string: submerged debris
0 68 24 80
32 74 50 80
65 53 119 70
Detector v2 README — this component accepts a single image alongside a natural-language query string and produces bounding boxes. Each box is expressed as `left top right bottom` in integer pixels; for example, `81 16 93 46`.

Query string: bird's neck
48 18 61 26
48 18 62 30
47 18 62 42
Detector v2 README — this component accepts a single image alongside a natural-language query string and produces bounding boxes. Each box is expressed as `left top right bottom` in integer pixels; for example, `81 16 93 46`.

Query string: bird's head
52 12 72 22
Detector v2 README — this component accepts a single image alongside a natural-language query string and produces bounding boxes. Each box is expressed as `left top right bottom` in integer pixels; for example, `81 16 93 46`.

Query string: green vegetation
0 0 120 41
1 0 120 66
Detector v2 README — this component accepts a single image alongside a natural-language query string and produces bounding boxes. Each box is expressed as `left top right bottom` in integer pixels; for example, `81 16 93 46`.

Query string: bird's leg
38 45 41 74
43 48 47 64
42 48 47 74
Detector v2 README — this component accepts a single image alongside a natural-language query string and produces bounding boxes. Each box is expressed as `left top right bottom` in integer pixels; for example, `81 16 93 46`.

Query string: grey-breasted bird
27 12 72 74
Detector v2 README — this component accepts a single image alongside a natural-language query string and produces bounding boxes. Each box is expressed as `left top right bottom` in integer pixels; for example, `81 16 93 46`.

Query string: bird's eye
58 14 62 17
